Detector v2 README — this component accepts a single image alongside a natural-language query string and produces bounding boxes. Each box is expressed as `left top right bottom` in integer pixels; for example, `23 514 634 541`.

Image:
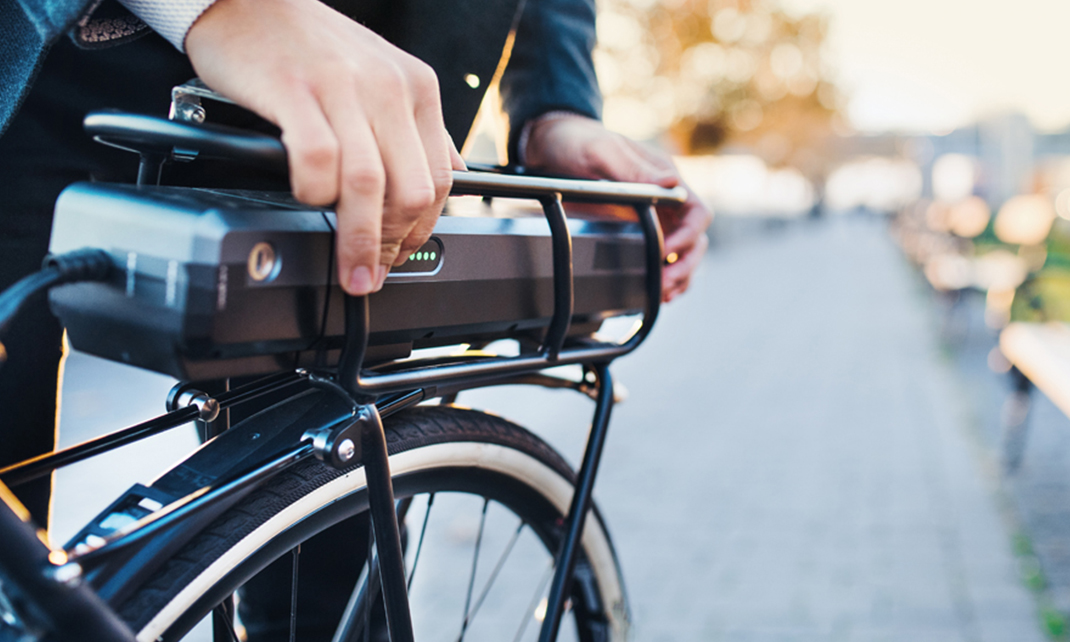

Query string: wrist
518 111 596 167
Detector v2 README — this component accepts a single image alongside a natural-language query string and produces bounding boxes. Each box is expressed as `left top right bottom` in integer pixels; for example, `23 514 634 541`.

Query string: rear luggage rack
53 111 686 393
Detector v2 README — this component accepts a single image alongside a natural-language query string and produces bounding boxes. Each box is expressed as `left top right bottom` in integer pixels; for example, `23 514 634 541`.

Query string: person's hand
523 116 711 302
185 0 465 295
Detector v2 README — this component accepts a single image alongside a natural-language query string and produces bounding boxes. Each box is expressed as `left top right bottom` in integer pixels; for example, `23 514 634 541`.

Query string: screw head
198 397 221 423
173 101 206 124
337 438 356 462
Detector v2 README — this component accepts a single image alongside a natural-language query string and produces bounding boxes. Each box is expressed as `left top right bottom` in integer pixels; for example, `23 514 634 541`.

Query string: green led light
430 251 436 260
409 253 415 261
421 252 429 260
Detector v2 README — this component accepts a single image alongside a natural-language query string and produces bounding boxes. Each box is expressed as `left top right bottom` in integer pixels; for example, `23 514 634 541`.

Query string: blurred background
51 0 1070 640
479 0 1070 638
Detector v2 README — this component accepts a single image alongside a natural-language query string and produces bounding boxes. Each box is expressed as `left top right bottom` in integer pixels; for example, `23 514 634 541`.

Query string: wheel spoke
458 498 490 641
331 547 377 642
212 595 239 642
364 525 375 642
513 560 555 642
457 520 526 637
407 493 435 592
289 544 301 642
333 498 416 642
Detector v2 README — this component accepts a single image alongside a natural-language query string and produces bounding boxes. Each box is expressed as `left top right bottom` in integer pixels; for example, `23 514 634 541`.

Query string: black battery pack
48 182 648 381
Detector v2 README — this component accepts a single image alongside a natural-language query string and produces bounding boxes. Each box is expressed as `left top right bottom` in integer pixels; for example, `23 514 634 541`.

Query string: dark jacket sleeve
1 0 96 135
498 0 602 162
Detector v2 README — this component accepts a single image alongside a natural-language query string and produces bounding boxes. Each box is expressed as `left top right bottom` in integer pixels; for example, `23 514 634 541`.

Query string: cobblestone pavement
51 215 1045 641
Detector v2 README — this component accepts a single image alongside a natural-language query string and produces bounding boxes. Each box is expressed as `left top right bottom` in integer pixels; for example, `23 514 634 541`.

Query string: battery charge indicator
394 237 444 275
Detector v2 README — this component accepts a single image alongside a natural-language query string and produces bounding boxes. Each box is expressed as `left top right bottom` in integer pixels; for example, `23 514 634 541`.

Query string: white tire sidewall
137 441 627 642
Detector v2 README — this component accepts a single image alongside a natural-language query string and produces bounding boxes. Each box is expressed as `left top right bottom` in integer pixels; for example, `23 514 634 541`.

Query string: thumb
448 135 467 171
592 142 678 187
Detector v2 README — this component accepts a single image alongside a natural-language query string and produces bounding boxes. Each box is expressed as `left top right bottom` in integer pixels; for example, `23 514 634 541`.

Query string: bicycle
0 86 685 642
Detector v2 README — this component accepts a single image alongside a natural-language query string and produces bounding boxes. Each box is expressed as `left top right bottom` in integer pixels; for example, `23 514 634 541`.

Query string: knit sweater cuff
116 0 218 52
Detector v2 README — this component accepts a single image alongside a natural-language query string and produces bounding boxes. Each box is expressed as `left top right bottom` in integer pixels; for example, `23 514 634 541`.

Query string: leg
1002 366 1033 473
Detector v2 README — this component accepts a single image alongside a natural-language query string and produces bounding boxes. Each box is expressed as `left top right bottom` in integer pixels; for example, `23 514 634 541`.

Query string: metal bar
342 200 663 395
538 363 616 642
338 294 373 401
631 203 665 346
360 404 415 642
0 372 304 487
215 371 305 407
376 389 426 417
343 203 664 397
86 110 688 203
136 153 165 186
540 195 574 361
0 407 200 487
450 172 687 204
0 482 136 642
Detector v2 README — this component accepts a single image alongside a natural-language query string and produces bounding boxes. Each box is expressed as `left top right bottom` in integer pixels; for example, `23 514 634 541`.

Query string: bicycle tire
111 405 630 642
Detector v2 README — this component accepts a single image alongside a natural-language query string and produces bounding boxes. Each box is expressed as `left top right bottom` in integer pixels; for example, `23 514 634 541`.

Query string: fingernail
348 266 374 294
375 264 388 290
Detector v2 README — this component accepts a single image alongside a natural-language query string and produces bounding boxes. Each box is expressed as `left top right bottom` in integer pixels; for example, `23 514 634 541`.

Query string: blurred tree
596 0 841 170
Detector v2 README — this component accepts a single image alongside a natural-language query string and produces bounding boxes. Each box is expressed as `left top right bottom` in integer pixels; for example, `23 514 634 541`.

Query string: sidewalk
463 215 1046 641
53 215 1046 641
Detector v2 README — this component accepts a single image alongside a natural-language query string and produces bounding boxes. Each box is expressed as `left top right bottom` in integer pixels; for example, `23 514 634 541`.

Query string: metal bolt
177 390 221 423
337 438 356 462
172 101 206 124
198 397 221 423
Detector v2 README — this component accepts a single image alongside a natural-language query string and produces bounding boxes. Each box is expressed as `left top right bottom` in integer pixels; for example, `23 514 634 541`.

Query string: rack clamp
303 407 371 470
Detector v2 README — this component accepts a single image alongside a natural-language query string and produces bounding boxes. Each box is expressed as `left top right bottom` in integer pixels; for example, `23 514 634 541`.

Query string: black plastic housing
48 183 647 380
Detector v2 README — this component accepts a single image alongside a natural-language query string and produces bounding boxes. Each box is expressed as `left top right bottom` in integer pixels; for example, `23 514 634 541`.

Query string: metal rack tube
540 195 574 360
0 372 304 486
538 363 616 642
341 204 662 397
359 404 415 642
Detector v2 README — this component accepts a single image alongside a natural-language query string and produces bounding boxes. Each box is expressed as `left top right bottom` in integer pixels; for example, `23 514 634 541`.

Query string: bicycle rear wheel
112 406 629 642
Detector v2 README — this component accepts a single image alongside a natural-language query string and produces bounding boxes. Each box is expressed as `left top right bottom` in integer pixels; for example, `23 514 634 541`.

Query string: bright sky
778 0 1070 133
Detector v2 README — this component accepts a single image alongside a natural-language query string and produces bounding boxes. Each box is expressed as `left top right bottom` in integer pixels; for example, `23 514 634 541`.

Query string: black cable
0 249 113 363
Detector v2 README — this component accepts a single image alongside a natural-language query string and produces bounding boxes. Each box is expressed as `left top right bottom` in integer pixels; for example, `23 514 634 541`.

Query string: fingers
185 0 455 296
657 188 712 301
372 103 437 269
315 57 452 294
318 85 388 294
394 134 466 266
587 139 678 187
276 89 340 207
662 231 708 302
448 136 467 171
663 193 714 257
392 64 456 265
275 84 387 294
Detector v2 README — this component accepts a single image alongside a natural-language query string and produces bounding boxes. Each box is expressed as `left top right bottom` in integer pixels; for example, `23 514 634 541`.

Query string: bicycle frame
0 119 683 642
